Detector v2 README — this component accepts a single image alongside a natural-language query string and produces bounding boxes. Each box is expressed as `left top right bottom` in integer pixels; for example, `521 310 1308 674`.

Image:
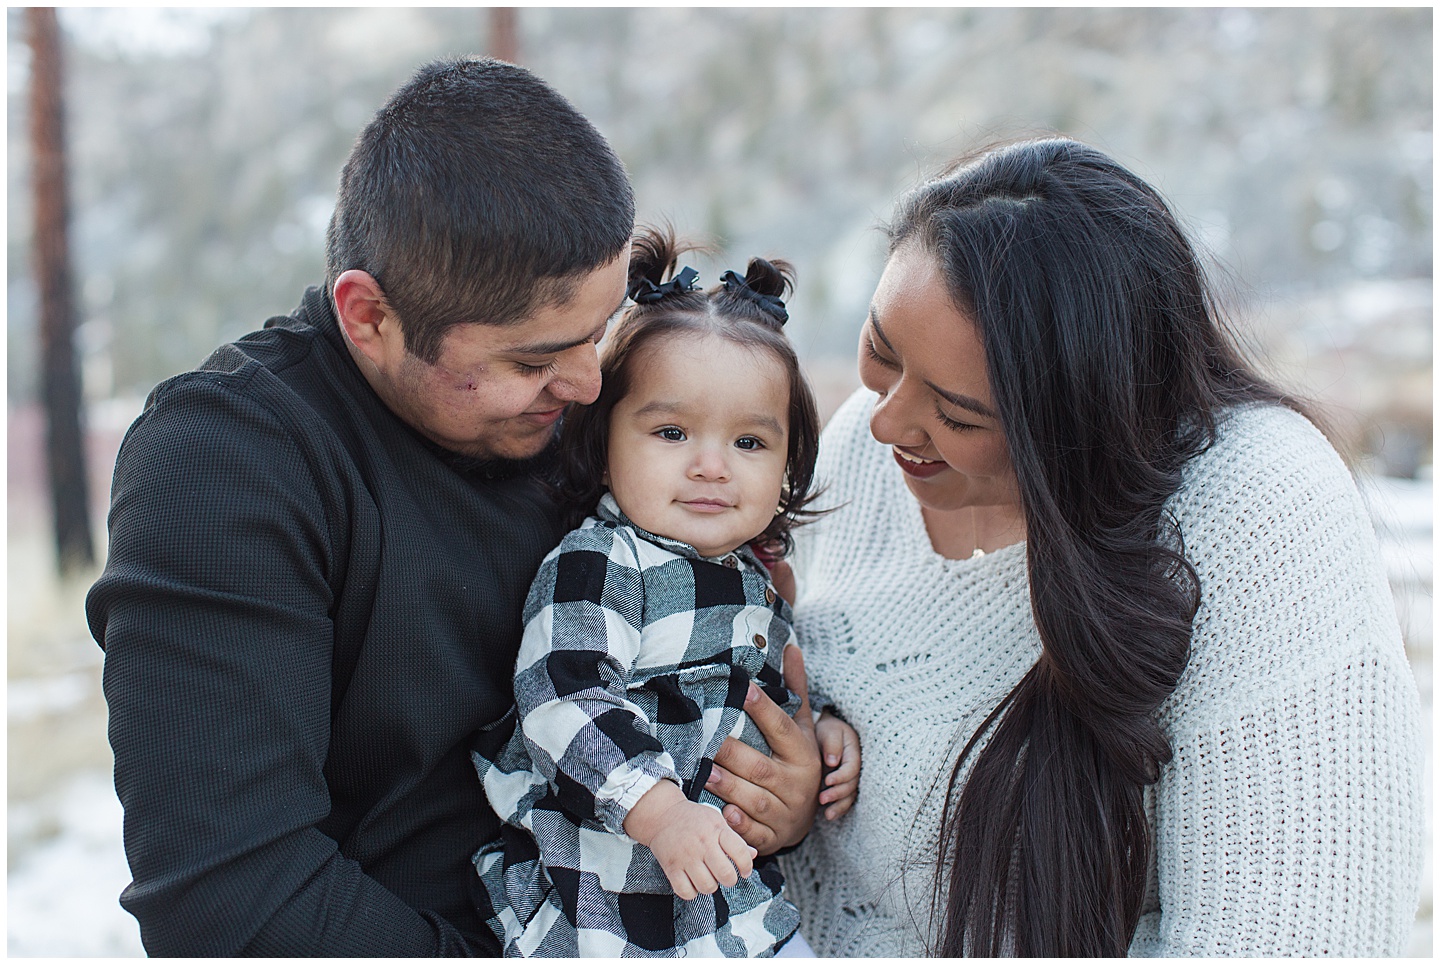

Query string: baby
473 227 859 957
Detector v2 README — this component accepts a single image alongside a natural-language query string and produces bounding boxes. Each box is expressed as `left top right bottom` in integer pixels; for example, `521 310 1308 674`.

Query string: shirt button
753 633 767 649
723 556 738 569
765 587 776 604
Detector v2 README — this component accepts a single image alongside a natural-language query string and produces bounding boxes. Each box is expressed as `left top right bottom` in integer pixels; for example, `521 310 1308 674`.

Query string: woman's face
858 242 1022 515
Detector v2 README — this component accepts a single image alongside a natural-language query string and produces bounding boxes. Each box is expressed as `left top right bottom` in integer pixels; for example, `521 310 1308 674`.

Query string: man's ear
333 270 402 367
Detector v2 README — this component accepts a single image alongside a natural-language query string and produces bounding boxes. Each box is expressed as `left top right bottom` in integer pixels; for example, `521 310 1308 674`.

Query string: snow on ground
8 772 144 956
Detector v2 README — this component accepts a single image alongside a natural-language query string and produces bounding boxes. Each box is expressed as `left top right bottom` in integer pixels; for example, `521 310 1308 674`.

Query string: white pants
774 931 815 957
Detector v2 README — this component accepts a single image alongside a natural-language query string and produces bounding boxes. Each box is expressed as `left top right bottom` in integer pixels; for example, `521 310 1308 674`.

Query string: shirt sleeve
87 374 476 956
512 526 680 835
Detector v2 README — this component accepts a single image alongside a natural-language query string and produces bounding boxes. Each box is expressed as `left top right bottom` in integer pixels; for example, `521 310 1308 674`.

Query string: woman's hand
815 710 860 820
706 645 822 854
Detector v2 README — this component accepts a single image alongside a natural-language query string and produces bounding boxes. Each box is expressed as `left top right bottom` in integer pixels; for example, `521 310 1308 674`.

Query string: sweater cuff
808 687 840 721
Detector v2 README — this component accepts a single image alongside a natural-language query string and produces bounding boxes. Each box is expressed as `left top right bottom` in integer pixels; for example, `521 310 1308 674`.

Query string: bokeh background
7 7 1431 955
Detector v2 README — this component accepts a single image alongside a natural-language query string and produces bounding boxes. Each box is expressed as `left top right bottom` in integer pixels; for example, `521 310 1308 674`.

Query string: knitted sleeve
1131 407 1425 955
513 524 680 835
1132 658 1424 955
790 390 873 721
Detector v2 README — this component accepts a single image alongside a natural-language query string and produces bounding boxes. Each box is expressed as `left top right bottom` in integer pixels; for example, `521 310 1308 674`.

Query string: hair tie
720 270 789 325
628 265 700 304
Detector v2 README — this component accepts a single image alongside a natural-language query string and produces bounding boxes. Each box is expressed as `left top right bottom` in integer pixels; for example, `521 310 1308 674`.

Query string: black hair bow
628 266 700 304
720 270 788 325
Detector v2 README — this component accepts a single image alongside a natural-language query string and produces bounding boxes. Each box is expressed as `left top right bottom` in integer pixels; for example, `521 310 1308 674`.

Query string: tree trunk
489 7 519 64
28 7 94 575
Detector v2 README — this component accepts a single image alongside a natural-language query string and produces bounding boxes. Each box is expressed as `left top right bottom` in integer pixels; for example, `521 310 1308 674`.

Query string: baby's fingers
706 847 740 890
819 769 859 803
666 867 699 902
817 722 847 771
719 827 757 881
825 746 861 785
687 860 720 896
819 778 858 820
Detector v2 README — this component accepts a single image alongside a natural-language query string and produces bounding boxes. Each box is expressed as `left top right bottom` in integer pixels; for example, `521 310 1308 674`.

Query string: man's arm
703 644 822 853
89 376 472 955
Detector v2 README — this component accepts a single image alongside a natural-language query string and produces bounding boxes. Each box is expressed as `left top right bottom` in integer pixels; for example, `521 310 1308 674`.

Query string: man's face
372 254 629 461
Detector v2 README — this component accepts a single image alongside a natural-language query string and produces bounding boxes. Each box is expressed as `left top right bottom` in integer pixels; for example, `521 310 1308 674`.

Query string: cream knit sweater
781 388 1424 957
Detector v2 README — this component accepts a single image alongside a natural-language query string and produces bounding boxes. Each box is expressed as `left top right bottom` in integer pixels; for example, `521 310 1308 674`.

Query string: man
87 58 820 956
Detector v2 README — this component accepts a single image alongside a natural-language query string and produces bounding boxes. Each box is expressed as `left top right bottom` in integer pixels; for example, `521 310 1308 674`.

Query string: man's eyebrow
508 298 625 356
870 307 997 420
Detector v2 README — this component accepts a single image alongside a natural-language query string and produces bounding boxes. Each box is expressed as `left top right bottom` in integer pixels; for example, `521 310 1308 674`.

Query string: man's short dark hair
325 58 635 363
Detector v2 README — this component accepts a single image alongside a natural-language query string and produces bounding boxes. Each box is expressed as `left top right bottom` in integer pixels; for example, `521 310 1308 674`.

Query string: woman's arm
1131 653 1424 955
1133 407 1425 955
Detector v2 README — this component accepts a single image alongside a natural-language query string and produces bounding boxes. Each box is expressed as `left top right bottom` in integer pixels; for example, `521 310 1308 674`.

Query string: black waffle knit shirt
87 286 567 955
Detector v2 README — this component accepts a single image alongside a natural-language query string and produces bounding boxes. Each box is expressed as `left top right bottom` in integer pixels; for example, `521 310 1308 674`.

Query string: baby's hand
623 780 757 900
815 710 860 820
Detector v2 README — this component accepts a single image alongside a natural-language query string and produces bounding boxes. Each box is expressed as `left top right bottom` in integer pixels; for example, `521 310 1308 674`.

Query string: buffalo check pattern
473 494 802 957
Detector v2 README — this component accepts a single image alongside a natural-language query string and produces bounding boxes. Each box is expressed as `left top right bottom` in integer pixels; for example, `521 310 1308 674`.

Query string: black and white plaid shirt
474 494 802 957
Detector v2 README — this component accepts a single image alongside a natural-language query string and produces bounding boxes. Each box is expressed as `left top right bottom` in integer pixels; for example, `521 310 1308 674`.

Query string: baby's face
605 333 789 559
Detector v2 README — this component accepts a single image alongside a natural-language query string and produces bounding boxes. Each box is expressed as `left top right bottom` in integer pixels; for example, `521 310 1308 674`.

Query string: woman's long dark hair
554 225 825 558
893 139 1301 955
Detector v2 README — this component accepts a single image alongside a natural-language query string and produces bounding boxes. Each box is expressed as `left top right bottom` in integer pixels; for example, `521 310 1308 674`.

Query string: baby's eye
735 436 765 451
658 427 686 441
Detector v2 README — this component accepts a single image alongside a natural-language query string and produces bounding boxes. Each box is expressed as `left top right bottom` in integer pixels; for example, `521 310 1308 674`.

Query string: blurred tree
27 6 93 574
4 7 1430 405
490 8 519 64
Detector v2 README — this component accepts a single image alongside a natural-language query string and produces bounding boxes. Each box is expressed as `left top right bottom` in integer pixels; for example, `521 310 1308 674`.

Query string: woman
781 139 1424 956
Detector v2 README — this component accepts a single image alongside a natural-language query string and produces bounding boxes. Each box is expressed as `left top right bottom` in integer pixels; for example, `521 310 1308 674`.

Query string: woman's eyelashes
868 333 980 433
864 336 895 368
936 406 980 432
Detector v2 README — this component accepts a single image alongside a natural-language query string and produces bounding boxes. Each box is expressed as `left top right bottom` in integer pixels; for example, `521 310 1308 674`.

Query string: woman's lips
893 447 947 479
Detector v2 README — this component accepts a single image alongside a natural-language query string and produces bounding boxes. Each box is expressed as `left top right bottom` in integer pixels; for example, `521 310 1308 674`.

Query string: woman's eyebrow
870 308 997 419
929 383 997 420
868 307 897 353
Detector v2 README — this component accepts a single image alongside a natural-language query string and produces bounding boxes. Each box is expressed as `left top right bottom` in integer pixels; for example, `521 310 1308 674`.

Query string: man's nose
550 344 602 405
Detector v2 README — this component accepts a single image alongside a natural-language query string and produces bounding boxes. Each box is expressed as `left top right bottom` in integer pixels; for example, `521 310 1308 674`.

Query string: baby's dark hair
555 224 825 558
